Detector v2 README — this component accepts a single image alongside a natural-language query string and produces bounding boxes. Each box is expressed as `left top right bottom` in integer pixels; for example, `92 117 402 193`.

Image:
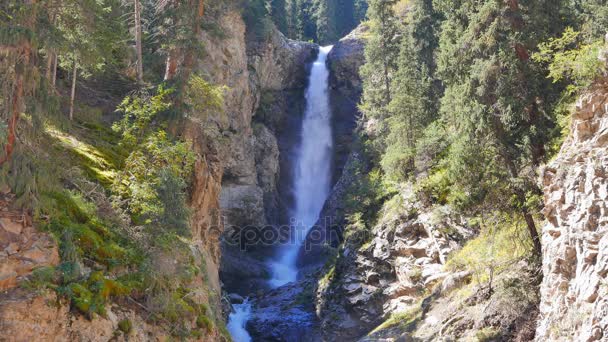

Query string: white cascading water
227 45 334 342
227 299 253 342
269 45 334 288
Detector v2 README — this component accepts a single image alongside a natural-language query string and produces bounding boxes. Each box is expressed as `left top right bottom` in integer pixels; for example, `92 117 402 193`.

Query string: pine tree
0 1 36 165
270 0 289 34
382 0 441 180
359 0 400 120
435 0 569 256
134 0 144 83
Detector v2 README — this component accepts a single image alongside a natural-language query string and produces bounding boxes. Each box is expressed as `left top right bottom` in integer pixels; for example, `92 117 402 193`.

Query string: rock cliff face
0 7 316 340
537 82 608 341
0 192 59 291
0 290 173 341
158 5 317 297
327 23 368 102
315 188 475 341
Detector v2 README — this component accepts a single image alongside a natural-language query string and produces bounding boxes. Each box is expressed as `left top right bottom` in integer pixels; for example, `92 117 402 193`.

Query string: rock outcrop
0 290 175 341
247 278 320 342
188 9 317 296
316 188 475 341
537 82 608 341
0 197 59 290
327 23 368 102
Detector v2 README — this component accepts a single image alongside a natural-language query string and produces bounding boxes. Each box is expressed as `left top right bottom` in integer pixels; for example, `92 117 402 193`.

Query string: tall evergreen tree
435 0 569 256
269 0 289 34
382 0 441 180
359 0 400 120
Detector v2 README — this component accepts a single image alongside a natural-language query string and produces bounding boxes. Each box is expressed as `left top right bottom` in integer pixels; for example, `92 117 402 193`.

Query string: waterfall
227 299 253 342
269 45 334 288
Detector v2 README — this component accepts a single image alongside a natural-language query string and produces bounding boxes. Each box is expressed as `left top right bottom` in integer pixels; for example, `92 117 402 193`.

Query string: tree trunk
69 59 77 121
489 110 542 258
134 0 144 83
52 53 58 87
0 0 36 167
46 50 53 81
164 48 179 81
523 207 542 257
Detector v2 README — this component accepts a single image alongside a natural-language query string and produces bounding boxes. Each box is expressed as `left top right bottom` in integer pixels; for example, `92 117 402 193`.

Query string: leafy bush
445 213 534 286
533 27 606 94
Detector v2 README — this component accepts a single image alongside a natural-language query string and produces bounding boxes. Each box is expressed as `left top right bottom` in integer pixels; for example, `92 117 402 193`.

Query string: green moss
475 327 501 341
22 266 58 291
196 314 213 333
445 213 533 285
370 305 422 334
118 319 133 334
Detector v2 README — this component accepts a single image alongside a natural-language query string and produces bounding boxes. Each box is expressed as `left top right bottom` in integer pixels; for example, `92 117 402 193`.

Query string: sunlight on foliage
533 27 605 93
445 213 534 285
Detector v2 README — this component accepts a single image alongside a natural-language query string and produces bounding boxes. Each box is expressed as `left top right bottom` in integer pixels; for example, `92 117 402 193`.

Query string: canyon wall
0 8 315 341
537 82 608 341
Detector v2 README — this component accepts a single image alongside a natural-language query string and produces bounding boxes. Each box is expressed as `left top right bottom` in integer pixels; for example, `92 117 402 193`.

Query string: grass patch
369 304 422 334
445 213 535 285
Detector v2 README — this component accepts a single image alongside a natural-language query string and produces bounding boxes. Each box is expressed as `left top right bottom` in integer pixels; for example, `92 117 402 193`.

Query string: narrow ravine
269 45 334 288
227 45 334 341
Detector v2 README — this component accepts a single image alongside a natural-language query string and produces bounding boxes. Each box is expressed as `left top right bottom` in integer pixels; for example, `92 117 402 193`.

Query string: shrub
533 27 606 94
445 213 534 288
118 319 133 334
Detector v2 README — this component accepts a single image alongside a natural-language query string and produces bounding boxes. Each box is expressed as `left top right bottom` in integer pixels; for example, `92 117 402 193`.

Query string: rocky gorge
1 3 608 342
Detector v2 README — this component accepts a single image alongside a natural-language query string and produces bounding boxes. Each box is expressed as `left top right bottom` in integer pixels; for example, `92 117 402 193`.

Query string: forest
0 0 608 341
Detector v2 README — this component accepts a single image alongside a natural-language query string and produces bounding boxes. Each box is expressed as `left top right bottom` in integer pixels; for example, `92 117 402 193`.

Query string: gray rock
228 293 245 304
248 278 321 342
536 87 608 341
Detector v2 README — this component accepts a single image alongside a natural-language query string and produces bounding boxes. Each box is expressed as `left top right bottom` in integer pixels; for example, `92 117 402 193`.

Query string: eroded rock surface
0 290 173 342
328 23 368 101
0 193 59 291
248 278 320 342
316 188 475 341
537 83 608 341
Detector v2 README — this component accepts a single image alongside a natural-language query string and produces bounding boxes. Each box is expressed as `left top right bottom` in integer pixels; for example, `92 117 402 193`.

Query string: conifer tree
270 0 289 34
359 0 400 120
435 0 568 256
382 0 441 180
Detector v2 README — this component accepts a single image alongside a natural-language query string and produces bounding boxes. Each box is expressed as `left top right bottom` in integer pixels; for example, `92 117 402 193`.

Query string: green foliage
475 327 501 342
185 75 226 116
111 87 195 234
533 27 605 93
574 0 608 41
370 304 422 333
269 0 289 34
359 0 401 120
112 131 194 233
343 157 393 229
445 214 534 285
113 87 174 148
243 0 274 40
118 319 133 334
381 0 441 181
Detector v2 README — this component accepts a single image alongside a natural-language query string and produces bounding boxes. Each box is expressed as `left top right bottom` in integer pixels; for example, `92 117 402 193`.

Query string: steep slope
0 7 315 341
537 81 608 341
